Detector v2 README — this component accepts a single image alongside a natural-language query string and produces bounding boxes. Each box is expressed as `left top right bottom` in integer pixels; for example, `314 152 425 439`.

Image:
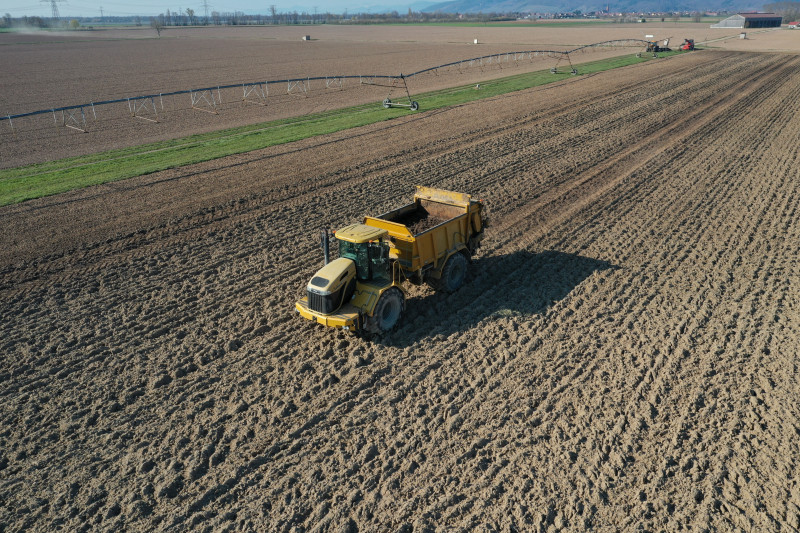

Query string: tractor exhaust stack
321 228 330 265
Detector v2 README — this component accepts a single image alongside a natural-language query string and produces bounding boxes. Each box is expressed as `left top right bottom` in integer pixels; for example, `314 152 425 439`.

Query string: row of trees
150 9 342 28
4 6 780 31
148 9 514 27
144 8 718 30
610 12 707 22
2 14 47 28
764 1 800 21
1 15 91 29
0 9 522 31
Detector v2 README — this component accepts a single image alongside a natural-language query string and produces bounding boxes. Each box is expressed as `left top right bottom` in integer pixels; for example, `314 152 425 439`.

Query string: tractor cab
335 224 391 282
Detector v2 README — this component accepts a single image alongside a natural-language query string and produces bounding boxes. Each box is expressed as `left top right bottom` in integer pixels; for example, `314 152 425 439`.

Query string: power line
40 0 64 20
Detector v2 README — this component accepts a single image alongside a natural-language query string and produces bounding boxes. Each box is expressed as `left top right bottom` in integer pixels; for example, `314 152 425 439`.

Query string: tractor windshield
339 239 390 281
339 240 370 280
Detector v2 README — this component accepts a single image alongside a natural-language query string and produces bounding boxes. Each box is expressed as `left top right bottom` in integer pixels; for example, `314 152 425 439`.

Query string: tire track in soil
468 53 800 530
340 53 796 528
0 50 729 280
0 52 768 400
188 51 792 528
0 52 750 338
365 54 800 529
0 51 768 512
2 51 800 532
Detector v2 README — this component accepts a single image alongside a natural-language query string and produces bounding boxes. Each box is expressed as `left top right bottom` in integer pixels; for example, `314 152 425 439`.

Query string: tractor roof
335 224 387 243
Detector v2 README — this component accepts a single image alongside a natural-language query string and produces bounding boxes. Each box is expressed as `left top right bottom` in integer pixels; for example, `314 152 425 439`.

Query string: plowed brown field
2 49 800 532
0 23 755 168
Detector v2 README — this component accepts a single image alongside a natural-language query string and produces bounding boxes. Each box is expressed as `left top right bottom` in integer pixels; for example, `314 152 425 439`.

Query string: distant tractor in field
640 39 671 58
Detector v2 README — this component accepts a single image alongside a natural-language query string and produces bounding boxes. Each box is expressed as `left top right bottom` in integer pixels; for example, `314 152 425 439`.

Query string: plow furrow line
0 53 753 295
480 54 795 255
304 55 800 524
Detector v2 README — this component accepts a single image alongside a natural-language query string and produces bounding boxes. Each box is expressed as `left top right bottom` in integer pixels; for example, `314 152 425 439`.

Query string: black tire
383 98 391 108
363 288 404 334
410 101 419 111
427 252 468 293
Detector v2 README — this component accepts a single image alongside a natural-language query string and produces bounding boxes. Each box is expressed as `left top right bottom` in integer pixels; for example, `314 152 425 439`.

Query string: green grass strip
0 51 680 206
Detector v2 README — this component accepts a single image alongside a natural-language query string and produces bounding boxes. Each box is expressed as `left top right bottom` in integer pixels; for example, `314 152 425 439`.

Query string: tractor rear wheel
427 252 468 293
364 288 404 334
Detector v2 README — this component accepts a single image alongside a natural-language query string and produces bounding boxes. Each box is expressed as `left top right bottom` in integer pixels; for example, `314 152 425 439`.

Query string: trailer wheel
428 252 468 293
364 288 404 334
383 98 392 108
410 101 419 111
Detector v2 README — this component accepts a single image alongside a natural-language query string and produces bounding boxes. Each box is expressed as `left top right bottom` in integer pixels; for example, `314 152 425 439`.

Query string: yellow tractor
296 186 486 334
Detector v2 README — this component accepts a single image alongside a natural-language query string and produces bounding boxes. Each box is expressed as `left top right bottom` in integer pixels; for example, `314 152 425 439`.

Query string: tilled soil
1 23 744 168
2 50 800 531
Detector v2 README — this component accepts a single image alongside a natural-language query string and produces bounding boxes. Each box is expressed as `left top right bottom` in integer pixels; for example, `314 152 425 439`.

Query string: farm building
710 12 782 28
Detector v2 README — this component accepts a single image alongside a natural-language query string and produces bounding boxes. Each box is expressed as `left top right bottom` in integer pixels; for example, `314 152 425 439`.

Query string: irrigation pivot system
381 75 419 111
1 39 652 138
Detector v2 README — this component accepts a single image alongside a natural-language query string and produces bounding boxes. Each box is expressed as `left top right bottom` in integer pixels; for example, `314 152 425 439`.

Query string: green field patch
0 51 681 206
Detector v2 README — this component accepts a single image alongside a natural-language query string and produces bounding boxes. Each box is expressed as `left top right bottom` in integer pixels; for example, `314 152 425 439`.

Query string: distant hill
421 0 765 13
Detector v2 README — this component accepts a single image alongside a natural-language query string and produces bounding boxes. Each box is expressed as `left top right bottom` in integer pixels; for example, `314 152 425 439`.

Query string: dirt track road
2 50 800 531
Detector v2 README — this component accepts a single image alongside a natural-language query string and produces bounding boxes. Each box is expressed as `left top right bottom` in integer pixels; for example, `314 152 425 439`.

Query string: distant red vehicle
681 39 696 51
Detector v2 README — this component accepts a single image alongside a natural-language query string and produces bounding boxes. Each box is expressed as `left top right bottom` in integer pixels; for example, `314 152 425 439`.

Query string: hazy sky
4 0 410 18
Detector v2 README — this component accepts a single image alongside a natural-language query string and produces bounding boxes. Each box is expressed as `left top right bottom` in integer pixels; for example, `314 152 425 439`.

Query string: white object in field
740 32 746 39
645 34 653 38
302 35 310 41
474 38 478 44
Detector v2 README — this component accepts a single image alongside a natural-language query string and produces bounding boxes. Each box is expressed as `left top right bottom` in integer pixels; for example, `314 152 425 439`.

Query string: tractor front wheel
364 288 404 334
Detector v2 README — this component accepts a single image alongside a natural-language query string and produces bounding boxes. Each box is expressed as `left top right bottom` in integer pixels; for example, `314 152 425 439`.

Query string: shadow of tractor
393 249 618 343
